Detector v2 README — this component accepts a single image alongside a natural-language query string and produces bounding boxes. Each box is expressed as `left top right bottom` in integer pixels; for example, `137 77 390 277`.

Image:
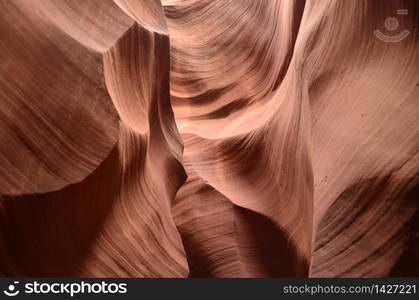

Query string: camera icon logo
374 9 410 43
3 281 20 297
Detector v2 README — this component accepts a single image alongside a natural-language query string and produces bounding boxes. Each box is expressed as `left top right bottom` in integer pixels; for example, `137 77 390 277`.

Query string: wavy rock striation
0 0 418 277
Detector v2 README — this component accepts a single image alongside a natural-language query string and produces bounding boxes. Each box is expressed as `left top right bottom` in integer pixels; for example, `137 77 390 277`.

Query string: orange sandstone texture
0 0 418 277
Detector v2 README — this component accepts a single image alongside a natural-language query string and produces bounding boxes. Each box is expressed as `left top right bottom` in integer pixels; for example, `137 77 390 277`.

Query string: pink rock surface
0 0 418 277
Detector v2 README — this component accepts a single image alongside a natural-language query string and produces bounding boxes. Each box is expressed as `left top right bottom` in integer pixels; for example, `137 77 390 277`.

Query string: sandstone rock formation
0 0 418 277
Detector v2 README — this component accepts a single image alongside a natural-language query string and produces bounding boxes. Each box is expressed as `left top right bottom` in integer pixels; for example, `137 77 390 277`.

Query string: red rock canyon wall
0 0 418 277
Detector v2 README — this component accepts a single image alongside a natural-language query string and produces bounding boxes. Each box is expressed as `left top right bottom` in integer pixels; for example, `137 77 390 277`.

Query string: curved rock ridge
173 158 309 277
114 0 169 35
0 0 120 195
0 123 188 276
0 0 418 277
163 0 306 137
0 0 187 276
300 0 419 277
34 0 134 53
